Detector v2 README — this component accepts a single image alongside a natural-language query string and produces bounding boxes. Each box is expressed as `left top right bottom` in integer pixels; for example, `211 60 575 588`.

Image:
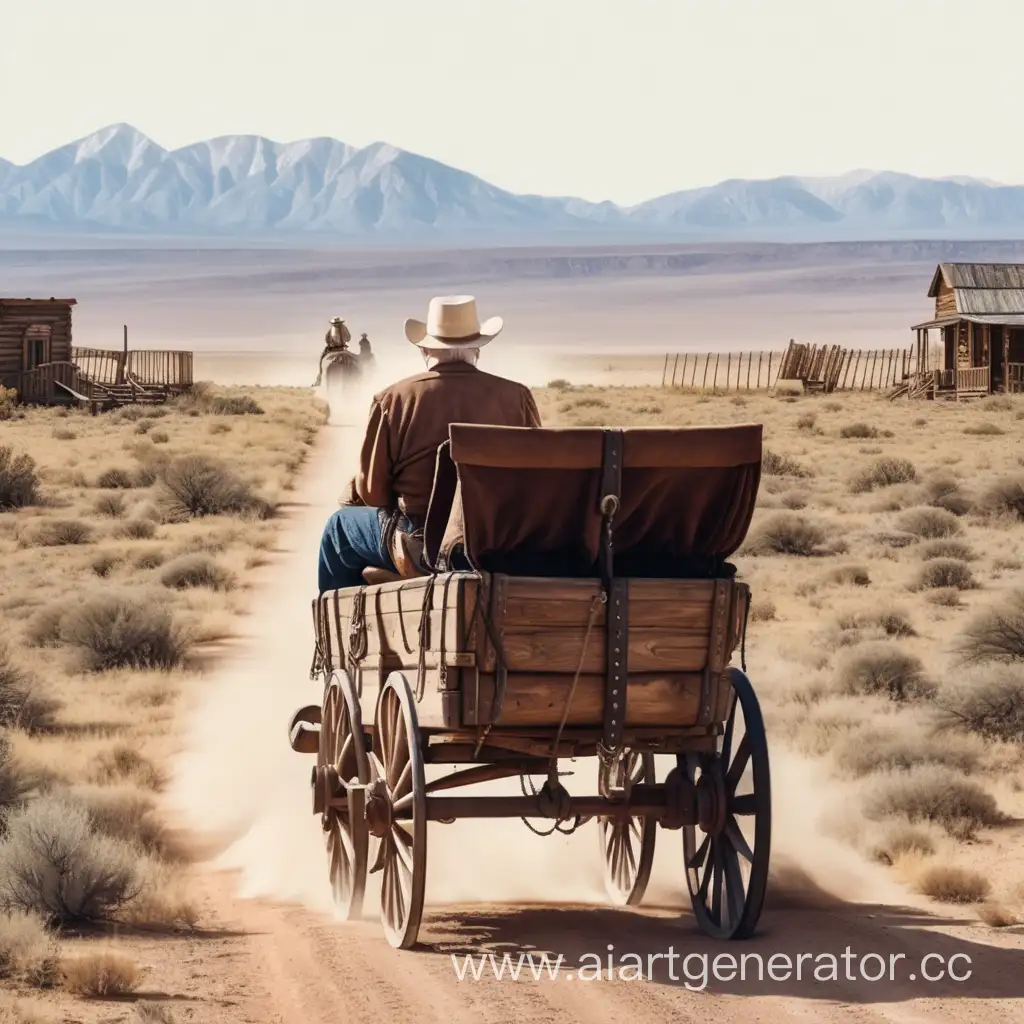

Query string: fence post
661 354 669 387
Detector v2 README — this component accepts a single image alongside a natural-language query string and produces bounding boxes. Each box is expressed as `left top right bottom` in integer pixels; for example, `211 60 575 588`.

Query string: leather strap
599 429 626 756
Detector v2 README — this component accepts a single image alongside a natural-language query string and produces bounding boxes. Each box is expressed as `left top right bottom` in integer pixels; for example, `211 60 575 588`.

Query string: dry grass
979 903 1019 928
833 643 934 703
0 386 325 1002
743 513 830 557
61 951 142 997
955 590 1024 664
916 864 991 904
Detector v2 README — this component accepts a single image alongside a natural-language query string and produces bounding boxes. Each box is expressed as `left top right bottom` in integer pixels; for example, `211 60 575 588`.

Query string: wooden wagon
288 422 769 948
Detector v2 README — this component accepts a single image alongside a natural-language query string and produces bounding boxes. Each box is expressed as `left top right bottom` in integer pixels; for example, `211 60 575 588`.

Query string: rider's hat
330 316 345 325
404 295 502 351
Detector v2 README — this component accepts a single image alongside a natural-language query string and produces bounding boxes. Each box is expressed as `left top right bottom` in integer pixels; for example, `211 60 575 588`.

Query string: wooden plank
501 629 711 675
671 353 680 387
491 671 708 727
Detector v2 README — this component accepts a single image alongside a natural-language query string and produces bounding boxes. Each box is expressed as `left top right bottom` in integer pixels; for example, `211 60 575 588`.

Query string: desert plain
0 239 1022 1023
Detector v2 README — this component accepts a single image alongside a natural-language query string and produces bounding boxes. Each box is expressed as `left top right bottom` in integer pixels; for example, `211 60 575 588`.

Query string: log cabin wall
935 281 958 318
0 300 75 390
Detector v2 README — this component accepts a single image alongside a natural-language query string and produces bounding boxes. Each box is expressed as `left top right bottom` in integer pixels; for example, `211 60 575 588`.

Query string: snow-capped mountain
2 124 1024 240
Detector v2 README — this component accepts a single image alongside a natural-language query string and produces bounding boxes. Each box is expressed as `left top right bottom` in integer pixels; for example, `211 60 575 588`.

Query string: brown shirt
344 362 541 523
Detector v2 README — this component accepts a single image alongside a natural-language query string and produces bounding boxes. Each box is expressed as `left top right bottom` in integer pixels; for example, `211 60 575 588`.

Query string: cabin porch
908 317 1024 400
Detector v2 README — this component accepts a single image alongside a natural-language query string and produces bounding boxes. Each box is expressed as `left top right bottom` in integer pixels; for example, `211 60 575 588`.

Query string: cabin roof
0 298 77 306
926 263 1024 316
912 312 1024 330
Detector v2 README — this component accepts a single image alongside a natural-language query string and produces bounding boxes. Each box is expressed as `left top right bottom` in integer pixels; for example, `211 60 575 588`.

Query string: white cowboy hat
404 295 503 351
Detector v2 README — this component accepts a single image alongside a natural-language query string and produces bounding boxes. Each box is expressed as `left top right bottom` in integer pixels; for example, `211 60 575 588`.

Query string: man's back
356 361 540 522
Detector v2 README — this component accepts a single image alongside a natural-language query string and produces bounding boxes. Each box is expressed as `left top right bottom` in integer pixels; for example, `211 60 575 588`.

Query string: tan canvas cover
425 423 763 577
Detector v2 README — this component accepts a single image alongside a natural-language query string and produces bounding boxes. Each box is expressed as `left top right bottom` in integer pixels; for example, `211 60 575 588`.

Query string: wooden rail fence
661 341 917 393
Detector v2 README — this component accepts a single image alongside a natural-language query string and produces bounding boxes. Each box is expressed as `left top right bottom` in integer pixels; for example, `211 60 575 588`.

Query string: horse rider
317 295 541 592
313 317 355 387
358 333 375 369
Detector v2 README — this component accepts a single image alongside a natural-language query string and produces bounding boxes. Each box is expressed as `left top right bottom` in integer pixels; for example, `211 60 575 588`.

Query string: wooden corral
0 299 192 410
906 263 1024 399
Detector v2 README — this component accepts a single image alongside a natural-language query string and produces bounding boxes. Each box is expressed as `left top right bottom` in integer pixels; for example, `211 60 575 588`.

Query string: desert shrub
963 422 1005 436
851 458 916 493
547 378 571 390
159 553 235 592
96 468 135 489
0 735 29 826
93 493 127 519
0 911 59 987
796 412 816 431
913 558 976 591
869 823 936 865
62 951 142 997
840 422 878 439
762 451 810 477
150 430 169 444
208 421 232 436
896 507 962 539
562 396 608 412
834 728 980 777
90 745 162 791
919 539 974 562
0 448 39 510
979 903 1019 928
157 455 269 521
51 427 76 441
133 550 165 570
744 513 829 556
132 465 159 487
922 476 973 516
749 598 776 622
115 519 157 541
875 530 916 549
134 1004 178 1024
834 608 916 640
865 766 1002 838
936 668 1024 744
134 420 153 435
979 394 1016 412
0 386 17 421
916 865 991 904
834 643 934 702
57 593 188 672
115 406 150 423
89 552 121 578
829 564 871 587
0 645 56 733
978 476 1024 520
0 797 139 925
207 394 264 416
954 591 1024 665
927 588 962 608
69 785 171 858
24 519 93 547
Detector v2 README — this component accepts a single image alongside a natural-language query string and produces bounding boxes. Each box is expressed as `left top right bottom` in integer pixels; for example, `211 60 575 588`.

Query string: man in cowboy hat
317 295 540 592
313 317 355 387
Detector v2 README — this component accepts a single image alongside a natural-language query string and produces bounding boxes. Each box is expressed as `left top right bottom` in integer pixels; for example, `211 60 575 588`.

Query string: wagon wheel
597 751 657 906
682 669 771 940
368 672 427 949
319 671 370 920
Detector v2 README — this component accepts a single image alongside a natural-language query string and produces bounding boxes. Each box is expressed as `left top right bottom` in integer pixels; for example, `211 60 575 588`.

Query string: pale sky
2 0 1022 205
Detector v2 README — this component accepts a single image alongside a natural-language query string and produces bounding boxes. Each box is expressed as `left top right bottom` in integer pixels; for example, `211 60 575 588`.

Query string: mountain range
3 124 1024 242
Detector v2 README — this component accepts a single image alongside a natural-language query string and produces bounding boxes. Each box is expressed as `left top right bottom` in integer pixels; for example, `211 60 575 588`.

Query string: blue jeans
317 507 396 593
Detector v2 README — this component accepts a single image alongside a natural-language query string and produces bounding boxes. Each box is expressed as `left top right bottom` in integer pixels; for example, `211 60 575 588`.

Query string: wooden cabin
0 298 78 399
910 264 1024 399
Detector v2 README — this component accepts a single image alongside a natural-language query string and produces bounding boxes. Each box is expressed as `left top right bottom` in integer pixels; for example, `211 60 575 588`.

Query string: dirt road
160 420 1024 1024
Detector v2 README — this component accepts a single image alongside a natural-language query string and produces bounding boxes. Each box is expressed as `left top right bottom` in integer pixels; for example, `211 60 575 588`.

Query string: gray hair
423 347 480 369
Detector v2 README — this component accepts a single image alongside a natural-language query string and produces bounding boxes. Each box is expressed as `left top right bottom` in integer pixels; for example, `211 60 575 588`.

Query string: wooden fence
661 342 917 393
71 347 193 390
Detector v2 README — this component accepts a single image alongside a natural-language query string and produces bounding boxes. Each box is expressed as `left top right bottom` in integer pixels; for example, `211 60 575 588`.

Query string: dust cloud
165 353 907 927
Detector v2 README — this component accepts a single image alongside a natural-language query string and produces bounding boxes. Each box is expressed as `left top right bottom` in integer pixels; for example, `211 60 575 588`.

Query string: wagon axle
309 759 729 833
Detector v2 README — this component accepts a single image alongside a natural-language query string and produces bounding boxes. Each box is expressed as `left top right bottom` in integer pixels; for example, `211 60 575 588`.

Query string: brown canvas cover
425 423 762 578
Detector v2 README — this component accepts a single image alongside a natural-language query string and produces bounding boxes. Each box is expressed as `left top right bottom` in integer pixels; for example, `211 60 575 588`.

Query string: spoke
392 825 414 874
392 791 415 816
687 832 710 871
379 696 393 768
623 830 637 878
336 821 355 863
388 696 401 766
389 719 409 790
726 734 751 793
725 815 754 862
697 842 714 901
369 751 386 784
392 759 412 802
721 838 747 927
710 840 723 923
339 733 354 778
382 852 396 927
731 794 758 816
721 692 738 763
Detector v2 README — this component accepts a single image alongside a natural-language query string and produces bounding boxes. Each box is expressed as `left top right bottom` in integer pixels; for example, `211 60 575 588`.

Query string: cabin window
22 325 52 371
